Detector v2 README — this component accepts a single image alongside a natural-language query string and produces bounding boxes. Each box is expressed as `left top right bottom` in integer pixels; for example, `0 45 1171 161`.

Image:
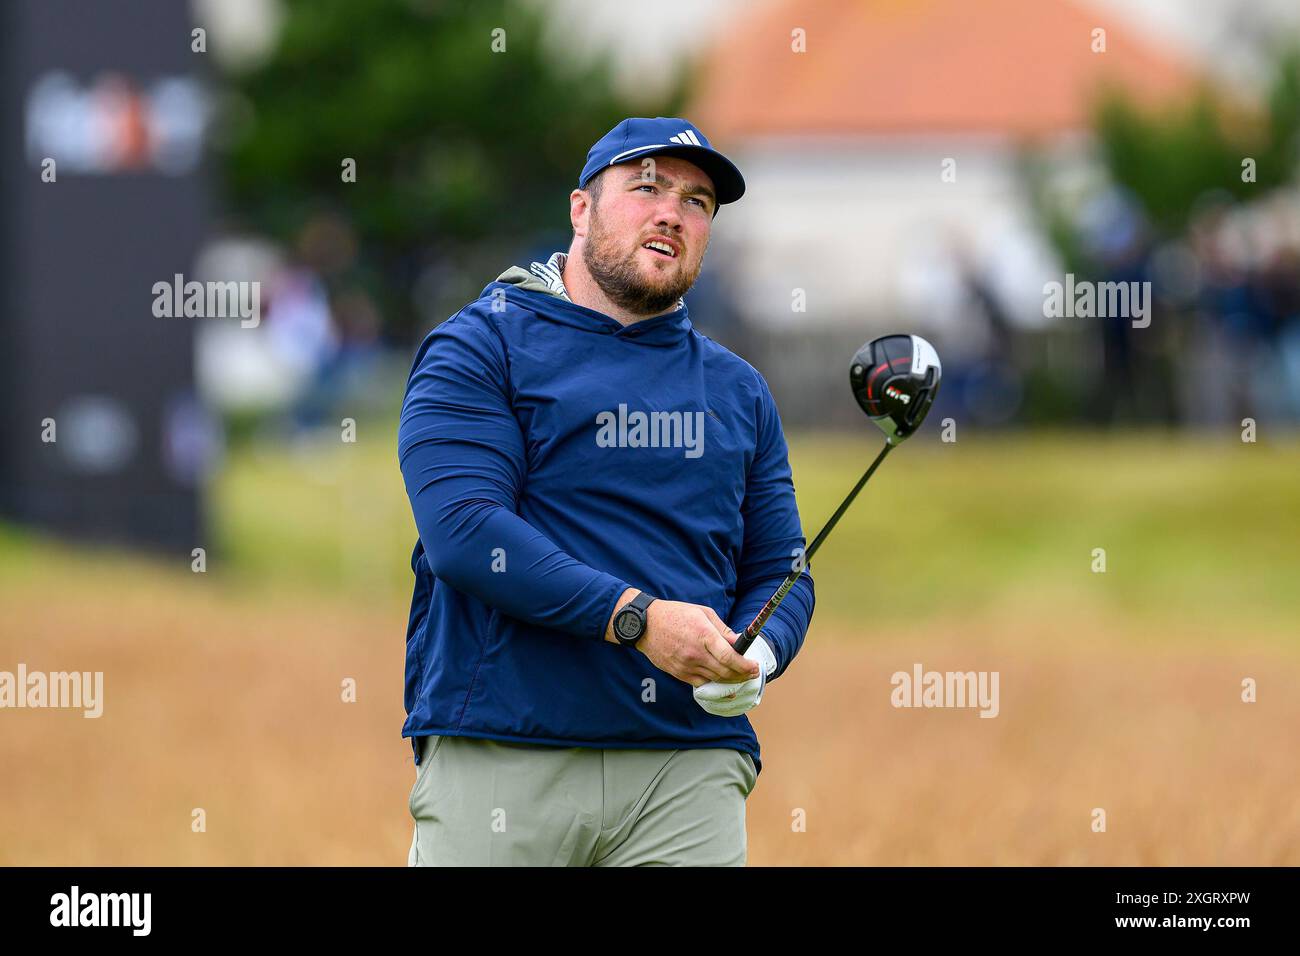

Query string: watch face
615 609 642 641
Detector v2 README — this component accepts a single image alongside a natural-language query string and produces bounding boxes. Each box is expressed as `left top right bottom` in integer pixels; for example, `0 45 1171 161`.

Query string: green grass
6 431 1298 639
212 438 416 604
204 429 1300 634
792 430 1300 633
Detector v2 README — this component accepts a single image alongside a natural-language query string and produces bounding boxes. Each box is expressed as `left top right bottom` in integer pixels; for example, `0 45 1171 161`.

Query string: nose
652 197 684 232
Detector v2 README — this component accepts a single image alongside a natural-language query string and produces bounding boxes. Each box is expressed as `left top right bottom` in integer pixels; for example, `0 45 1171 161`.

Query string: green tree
220 0 683 341
1071 49 1299 241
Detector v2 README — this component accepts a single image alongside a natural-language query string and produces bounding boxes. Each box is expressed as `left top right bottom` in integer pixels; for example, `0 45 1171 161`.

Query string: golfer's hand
693 636 778 718
608 591 758 687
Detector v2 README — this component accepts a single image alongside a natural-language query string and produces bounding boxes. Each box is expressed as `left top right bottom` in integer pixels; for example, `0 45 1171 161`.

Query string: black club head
849 334 942 444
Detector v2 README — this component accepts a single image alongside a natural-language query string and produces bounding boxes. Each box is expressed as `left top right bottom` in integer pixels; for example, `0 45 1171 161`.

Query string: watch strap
614 591 656 646
627 591 656 615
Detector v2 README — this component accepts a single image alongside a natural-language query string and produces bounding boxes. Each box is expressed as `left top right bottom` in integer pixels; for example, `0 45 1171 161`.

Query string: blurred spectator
260 212 387 435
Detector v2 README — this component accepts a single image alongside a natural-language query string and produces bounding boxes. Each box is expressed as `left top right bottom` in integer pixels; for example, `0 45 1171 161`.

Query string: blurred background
2 0 1297 865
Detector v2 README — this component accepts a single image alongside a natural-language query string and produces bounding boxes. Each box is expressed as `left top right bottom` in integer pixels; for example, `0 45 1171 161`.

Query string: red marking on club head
865 354 911 399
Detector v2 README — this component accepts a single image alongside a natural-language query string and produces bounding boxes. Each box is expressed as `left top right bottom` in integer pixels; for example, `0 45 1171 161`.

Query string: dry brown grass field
2 433 1297 865
2 575 1296 865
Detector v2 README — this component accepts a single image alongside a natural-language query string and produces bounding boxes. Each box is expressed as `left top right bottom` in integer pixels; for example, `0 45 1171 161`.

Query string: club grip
731 441 892 658
733 570 802 656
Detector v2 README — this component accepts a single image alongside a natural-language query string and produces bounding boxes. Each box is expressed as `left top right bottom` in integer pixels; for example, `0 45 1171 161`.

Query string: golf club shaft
733 440 894 655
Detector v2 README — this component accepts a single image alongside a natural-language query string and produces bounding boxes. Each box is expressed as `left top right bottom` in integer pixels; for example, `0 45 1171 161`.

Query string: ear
570 189 592 238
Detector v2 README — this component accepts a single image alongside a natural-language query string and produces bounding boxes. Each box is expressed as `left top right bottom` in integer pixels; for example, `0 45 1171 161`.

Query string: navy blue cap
578 117 746 208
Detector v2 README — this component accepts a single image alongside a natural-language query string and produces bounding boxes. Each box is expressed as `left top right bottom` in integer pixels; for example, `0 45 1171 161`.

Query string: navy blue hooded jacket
398 257 814 774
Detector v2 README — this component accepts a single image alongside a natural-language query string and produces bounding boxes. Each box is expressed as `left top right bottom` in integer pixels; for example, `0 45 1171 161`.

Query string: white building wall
713 136 1066 344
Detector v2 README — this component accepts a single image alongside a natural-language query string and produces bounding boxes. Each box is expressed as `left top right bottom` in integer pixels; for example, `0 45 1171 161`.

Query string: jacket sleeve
725 374 815 679
398 309 629 641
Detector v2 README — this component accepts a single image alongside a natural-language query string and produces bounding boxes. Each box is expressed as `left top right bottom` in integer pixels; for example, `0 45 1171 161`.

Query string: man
399 117 814 866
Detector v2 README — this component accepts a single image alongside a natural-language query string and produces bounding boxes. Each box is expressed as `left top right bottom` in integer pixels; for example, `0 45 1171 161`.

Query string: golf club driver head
849 334 942 444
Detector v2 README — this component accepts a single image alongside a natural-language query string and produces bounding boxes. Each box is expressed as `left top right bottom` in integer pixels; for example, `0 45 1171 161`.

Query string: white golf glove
693 636 778 717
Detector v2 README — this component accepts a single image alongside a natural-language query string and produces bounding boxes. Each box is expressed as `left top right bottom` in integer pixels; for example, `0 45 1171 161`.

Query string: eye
637 184 657 193
686 197 706 207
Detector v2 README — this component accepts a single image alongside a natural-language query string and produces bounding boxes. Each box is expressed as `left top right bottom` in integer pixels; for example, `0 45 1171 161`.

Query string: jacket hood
488 254 692 347
495 265 557 297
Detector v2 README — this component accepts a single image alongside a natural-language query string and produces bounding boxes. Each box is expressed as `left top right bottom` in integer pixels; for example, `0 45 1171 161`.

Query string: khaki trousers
407 734 757 866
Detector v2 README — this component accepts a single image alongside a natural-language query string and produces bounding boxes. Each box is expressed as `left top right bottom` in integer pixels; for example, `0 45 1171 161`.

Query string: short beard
582 205 701 316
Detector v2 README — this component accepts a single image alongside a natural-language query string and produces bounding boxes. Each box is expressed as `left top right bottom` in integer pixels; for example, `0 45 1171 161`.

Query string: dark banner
0 0 210 552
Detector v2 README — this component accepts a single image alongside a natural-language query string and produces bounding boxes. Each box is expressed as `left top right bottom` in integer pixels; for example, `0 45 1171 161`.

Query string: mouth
640 237 679 260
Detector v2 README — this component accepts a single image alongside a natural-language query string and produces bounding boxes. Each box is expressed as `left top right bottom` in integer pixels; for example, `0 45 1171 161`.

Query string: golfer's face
597 155 715 291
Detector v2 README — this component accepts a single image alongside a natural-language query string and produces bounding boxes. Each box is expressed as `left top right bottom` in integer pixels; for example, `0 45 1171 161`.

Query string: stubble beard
582 207 703 316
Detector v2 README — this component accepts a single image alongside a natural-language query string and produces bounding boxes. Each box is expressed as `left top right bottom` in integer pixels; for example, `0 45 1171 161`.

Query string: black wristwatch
612 591 656 647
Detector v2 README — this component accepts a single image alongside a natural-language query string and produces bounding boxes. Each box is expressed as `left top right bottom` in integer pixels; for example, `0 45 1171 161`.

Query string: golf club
732 334 942 655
